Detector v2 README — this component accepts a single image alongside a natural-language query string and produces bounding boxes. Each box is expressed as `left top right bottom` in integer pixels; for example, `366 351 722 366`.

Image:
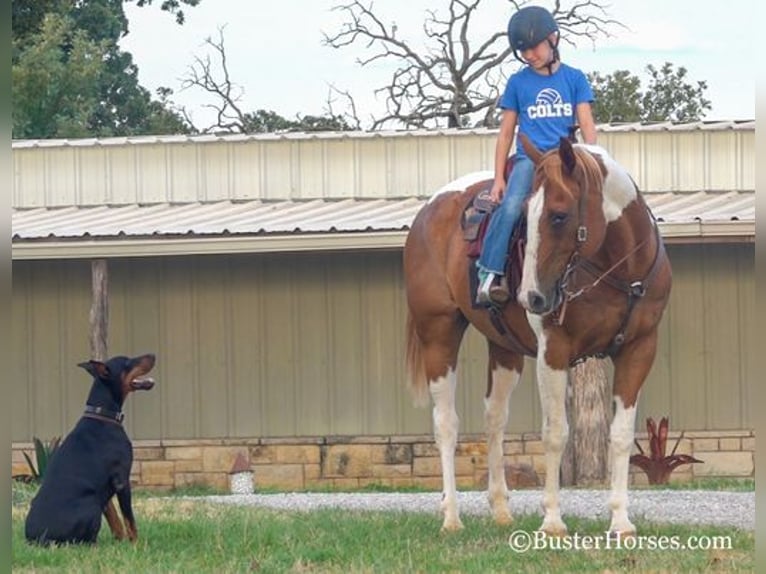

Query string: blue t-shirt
499 63 593 159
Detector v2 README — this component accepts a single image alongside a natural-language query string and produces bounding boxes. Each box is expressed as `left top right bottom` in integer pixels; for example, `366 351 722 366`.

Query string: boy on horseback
476 5 597 305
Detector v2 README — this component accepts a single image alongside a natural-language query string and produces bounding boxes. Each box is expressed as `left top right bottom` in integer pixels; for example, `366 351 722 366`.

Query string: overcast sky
120 0 755 129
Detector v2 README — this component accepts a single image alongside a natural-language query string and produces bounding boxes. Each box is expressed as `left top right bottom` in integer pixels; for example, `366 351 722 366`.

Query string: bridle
542 156 666 356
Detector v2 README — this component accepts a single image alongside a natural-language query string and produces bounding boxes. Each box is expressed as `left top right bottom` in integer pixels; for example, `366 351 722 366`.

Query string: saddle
461 155 527 307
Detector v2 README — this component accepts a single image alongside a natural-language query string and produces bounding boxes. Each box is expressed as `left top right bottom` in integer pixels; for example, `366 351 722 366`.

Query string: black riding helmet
507 6 560 70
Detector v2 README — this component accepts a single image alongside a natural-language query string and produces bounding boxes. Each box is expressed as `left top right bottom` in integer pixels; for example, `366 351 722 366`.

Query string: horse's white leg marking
430 369 463 531
484 364 520 525
528 314 569 535
608 396 638 534
517 186 544 306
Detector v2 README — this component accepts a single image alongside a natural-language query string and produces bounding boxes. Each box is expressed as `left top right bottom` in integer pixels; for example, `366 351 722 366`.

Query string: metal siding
702 244 747 428
109 259 164 439
12 124 755 208
419 136 454 196
108 146 139 205
259 256 298 435
293 256 332 434
707 132 738 191
194 257 232 436
135 145 167 204
388 138 421 198
11 245 755 442
228 262 266 437
231 142 263 200
263 142 294 201
677 133 705 191
168 144 201 203
158 258 197 438
77 148 108 204
641 133 674 193
357 139 388 199
295 139 326 199
665 246 707 429
326 256 367 434
738 247 755 428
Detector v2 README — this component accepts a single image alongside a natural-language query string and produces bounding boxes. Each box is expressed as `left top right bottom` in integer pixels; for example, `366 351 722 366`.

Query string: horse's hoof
539 520 568 537
493 510 514 526
608 529 636 541
440 517 465 532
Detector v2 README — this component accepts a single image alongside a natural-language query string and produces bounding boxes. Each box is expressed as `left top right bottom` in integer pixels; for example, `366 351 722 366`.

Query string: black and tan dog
25 353 156 545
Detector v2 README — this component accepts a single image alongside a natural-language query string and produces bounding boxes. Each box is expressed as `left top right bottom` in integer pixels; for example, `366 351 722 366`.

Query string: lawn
12 481 754 573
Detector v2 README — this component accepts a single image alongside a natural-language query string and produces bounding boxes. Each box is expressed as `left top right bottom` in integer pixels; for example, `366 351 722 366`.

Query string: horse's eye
550 212 568 227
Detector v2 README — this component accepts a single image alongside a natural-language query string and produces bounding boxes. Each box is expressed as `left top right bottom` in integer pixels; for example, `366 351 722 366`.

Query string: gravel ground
195 489 754 531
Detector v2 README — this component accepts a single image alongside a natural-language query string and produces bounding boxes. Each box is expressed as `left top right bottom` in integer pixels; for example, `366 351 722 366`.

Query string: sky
120 0 755 130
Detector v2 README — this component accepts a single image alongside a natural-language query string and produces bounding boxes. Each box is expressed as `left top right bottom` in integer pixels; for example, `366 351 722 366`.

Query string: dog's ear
78 360 110 379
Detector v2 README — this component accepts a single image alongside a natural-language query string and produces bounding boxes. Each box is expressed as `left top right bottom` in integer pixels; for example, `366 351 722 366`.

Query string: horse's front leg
485 343 522 525
533 323 570 536
430 368 463 531
608 335 656 537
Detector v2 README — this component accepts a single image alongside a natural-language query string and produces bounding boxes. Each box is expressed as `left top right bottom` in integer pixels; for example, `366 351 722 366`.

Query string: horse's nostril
528 292 547 314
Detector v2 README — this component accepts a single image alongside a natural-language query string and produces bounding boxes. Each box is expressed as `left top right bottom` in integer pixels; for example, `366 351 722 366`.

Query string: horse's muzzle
522 286 563 316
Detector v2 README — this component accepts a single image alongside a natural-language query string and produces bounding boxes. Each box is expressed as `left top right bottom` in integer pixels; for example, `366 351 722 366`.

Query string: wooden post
89 259 109 361
561 357 611 486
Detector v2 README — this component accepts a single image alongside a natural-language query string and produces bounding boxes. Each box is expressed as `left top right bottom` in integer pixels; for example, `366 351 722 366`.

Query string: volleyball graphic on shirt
527 88 572 118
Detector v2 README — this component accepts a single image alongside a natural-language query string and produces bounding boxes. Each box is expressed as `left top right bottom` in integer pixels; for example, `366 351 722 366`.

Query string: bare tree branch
180 25 250 133
323 0 622 129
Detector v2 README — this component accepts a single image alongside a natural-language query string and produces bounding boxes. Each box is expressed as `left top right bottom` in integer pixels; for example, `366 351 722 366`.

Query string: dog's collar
83 405 124 424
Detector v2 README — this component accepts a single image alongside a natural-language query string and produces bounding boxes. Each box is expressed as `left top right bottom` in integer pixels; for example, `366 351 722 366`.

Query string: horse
403 134 672 536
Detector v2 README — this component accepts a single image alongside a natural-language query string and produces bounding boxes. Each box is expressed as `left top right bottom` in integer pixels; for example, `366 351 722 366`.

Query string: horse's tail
405 312 430 408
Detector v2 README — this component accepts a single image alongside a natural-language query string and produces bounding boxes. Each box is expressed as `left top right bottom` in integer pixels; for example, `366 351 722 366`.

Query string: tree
588 62 711 124
12 0 196 138
588 69 642 123
323 0 622 129
180 27 355 133
641 62 711 122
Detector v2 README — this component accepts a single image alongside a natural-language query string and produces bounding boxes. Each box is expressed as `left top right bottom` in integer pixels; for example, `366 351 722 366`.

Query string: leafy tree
641 62 711 122
588 70 642 123
12 0 196 138
588 62 711 123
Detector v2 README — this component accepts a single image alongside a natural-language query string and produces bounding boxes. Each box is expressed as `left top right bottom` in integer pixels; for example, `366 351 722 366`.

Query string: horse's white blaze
608 396 638 533
517 184 545 306
484 364 520 522
530 317 570 534
428 170 494 204
429 369 463 530
575 144 637 222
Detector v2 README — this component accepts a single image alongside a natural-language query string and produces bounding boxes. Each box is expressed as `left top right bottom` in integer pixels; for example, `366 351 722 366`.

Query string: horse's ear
519 133 543 164
559 136 577 175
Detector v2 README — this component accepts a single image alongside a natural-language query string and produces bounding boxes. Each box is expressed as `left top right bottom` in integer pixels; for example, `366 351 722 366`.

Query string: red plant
630 417 703 484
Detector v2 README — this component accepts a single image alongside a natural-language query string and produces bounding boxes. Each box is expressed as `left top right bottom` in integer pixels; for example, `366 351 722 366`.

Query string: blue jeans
478 156 535 275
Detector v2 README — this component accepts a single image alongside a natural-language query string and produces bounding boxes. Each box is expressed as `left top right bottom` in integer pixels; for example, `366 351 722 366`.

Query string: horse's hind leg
485 342 523 525
416 314 468 532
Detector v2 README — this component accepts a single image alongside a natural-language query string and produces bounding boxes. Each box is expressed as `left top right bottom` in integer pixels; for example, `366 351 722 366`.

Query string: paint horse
403 134 671 535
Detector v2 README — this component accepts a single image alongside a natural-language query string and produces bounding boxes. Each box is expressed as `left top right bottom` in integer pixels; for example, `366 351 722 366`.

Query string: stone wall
11 430 754 492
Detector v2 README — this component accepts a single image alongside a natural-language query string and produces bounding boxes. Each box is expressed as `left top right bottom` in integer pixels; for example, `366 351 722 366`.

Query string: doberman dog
25 353 156 545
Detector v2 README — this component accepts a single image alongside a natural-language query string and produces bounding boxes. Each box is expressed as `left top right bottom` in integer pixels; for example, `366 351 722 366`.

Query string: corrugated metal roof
11 120 754 149
11 188 754 260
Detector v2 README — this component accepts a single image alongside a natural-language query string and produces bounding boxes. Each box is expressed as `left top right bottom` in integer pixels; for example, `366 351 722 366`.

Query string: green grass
13 483 753 573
